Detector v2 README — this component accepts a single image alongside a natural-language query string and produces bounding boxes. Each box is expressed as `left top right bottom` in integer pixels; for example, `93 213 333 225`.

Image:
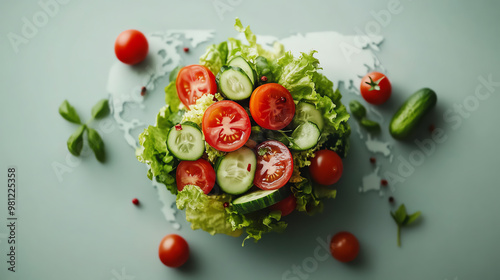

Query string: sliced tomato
176 65 218 109
176 159 216 194
254 140 293 190
202 100 251 152
249 83 295 130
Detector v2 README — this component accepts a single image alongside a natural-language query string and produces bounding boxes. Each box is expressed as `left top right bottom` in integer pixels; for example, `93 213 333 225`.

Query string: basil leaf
360 118 381 132
67 125 86 156
405 211 421 225
394 204 407 224
59 100 81 124
349 100 366 119
87 128 105 162
91 99 110 119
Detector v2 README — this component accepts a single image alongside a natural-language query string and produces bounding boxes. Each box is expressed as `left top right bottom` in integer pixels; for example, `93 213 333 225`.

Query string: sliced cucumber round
292 102 324 131
290 121 320 151
215 147 256 195
216 66 254 100
228 56 257 85
232 187 290 214
166 121 204 161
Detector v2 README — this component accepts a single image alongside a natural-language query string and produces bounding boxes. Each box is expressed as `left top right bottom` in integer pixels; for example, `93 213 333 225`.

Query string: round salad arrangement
136 19 351 244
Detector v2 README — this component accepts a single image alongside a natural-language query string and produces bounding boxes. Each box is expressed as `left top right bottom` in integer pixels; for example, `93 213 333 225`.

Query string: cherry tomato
254 140 293 190
270 195 296 216
360 72 392 105
330 231 360 263
176 65 218 109
202 100 251 152
310 149 343 185
249 83 295 130
114 30 149 65
176 159 216 194
158 234 190 268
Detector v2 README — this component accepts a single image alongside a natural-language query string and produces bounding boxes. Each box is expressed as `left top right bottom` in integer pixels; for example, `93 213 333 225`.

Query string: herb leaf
59 100 81 124
349 100 366 119
87 128 105 163
67 125 86 156
90 99 110 119
391 203 421 247
405 211 421 225
360 118 381 132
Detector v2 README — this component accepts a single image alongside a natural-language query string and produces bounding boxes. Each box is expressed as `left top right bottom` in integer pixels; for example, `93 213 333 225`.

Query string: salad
136 19 351 244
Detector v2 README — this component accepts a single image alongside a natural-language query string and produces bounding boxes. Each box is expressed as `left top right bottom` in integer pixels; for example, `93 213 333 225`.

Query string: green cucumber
228 56 257 85
232 187 290 214
216 66 254 100
292 102 324 131
215 147 256 195
389 88 437 139
289 121 320 151
166 122 205 160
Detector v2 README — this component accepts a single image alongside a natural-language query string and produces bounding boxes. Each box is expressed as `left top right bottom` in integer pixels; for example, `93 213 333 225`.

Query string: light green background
1 0 500 279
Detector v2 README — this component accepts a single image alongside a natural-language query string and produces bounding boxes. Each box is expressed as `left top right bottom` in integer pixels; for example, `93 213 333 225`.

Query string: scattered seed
183 47 189 53
370 157 376 164
132 198 139 205
260 76 268 82
141 86 147 96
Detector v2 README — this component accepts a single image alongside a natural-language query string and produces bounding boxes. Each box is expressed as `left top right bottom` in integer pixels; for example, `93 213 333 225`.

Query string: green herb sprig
59 99 110 162
390 203 421 247
349 100 381 133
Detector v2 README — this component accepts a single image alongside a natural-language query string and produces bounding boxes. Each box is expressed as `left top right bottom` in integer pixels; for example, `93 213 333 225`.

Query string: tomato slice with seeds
202 100 251 152
176 159 216 194
249 83 295 130
254 140 293 190
176 65 218 109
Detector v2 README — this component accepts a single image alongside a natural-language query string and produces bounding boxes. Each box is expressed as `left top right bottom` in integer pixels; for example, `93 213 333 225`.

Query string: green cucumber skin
389 88 437 139
232 187 291 214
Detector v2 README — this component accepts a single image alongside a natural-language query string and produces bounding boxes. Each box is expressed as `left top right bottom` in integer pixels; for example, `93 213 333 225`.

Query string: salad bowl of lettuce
136 19 350 244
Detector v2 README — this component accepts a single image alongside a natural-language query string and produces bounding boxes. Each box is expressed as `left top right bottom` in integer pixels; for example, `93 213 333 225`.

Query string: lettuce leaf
176 185 242 237
199 18 284 77
136 105 179 194
292 178 337 215
226 208 287 246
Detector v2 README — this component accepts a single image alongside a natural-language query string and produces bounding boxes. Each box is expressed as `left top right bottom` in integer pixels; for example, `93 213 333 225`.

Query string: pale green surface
1 0 500 279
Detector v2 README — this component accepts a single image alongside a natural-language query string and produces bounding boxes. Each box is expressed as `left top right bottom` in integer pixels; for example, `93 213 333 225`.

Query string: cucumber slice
216 66 254 100
215 147 256 195
228 56 256 85
232 187 290 214
166 121 205 161
290 121 320 151
292 102 324 131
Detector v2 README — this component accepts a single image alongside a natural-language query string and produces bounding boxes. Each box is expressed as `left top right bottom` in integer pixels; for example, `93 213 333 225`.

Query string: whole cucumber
389 88 437 139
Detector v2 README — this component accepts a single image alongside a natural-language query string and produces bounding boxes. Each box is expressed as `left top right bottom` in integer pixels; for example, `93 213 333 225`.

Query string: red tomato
330 231 360 263
114 30 149 65
176 159 216 194
158 234 190 268
249 83 295 130
254 140 293 190
360 72 392 105
310 149 343 185
176 65 218 109
202 100 251 152
270 195 296 216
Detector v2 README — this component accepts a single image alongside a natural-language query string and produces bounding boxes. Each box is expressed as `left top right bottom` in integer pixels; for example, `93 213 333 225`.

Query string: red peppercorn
183 47 189 53
132 198 139 205
175 124 182 131
381 179 388 186
388 196 395 203
223 202 229 208
370 157 376 164
141 86 147 96
260 76 268 82
429 124 436 133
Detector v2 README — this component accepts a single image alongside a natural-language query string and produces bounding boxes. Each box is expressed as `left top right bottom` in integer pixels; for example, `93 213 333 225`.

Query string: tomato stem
365 76 384 91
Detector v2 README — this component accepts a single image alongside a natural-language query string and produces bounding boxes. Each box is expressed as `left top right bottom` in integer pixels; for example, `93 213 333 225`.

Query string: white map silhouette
106 30 386 227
